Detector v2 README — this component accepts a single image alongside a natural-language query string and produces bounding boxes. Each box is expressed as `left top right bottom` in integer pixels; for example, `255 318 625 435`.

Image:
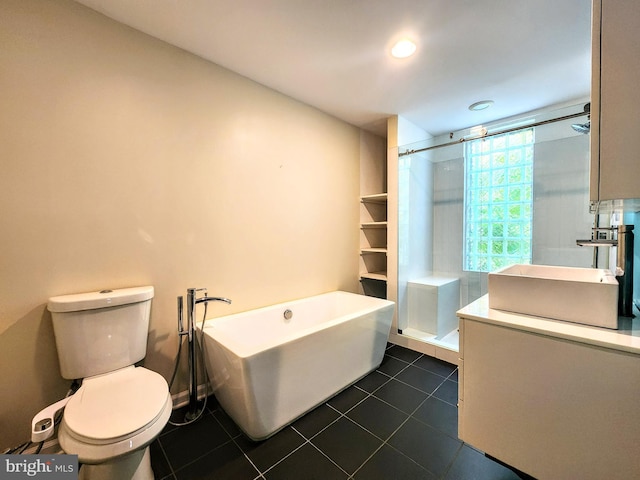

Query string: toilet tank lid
47 286 154 313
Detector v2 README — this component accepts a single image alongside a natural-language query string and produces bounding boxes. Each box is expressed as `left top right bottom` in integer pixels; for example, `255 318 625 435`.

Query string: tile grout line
439 442 465 480
211 384 369 479
304 435 352 478
164 407 258 479
344 391 440 479
257 401 356 479
293 355 460 479
167 436 240 478
339 352 457 479
390 357 464 477
163 351 459 480
377 369 451 404
346 441 386 479
385 350 457 383
215 410 267 479
155 437 177 480
300 376 397 478
256 437 312 478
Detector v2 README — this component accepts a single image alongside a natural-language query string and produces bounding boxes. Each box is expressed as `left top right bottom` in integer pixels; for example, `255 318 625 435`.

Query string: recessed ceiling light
391 39 417 59
469 100 494 111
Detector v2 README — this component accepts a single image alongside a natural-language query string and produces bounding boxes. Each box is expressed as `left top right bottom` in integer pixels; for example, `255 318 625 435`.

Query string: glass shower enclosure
393 103 595 352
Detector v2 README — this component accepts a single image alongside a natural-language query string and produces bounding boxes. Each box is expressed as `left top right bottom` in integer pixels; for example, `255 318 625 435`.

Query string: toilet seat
59 366 172 464
63 366 168 444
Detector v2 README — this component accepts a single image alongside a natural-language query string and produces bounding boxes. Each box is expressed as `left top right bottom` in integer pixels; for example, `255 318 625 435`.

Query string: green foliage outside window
464 129 534 272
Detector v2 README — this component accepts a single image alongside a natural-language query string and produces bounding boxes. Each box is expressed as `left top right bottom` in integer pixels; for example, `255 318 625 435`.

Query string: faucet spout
576 239 617 247
195 296 232 305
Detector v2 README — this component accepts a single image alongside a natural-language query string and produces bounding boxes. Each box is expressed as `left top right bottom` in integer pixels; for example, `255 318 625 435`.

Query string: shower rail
399 110 589 157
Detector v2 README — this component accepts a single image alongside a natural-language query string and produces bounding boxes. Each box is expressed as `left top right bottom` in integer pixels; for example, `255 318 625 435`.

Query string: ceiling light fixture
391 39 417 59
469 100 494 111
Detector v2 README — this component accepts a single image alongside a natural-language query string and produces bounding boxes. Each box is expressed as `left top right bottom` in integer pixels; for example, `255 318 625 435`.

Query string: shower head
571 120 591 134
571 102 591 134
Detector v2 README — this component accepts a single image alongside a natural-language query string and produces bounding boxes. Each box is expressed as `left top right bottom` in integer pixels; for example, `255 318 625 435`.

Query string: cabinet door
459 318 640 480
591 0 640 201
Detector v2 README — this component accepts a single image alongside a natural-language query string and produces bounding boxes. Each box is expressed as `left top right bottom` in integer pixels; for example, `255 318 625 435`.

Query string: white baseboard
170 383 211 409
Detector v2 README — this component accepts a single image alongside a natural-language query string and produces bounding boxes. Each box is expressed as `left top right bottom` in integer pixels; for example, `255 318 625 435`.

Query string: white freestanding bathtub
197 291 395 440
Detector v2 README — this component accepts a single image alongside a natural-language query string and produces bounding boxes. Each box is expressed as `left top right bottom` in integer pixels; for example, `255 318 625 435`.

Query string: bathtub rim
197 291 394 359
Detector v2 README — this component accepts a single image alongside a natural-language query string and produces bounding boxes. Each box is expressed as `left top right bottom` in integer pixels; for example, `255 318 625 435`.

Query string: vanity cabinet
457 297 640 479
590 0 640 202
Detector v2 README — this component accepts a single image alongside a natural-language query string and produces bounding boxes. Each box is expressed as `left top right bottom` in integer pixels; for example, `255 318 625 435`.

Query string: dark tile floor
150 344 529 480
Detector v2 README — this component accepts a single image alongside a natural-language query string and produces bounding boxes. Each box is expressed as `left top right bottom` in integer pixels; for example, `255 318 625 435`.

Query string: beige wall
0 0 362 449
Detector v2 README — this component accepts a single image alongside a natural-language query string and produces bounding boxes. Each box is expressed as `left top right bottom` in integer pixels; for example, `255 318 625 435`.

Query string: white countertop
457 295 640 355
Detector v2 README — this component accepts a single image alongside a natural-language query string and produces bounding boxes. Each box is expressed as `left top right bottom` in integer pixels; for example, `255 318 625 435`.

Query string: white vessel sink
488 264 619 329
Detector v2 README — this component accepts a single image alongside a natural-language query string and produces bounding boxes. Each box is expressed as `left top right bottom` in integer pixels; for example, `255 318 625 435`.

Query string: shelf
361 221 387 229
359 187 387 298
360 271 387 281
361 193 388 204
361 248 387 254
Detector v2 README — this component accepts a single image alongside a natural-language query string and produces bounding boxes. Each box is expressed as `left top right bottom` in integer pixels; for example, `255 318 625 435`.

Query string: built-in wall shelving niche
359 133 387 299
359 191 388 289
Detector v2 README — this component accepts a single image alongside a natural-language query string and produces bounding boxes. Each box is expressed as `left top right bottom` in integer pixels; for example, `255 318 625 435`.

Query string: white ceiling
73 0 592 137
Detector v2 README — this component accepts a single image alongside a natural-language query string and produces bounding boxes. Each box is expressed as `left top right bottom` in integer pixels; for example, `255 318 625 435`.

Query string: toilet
45 286 171 480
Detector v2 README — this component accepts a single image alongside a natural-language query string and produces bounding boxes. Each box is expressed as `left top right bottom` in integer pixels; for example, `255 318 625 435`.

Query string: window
464 129 534 272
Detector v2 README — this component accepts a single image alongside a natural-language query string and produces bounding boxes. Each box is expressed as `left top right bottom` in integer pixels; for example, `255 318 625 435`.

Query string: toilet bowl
58 366 171 479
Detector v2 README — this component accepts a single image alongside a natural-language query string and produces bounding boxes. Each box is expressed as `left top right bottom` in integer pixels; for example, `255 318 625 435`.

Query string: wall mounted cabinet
590 0 640 204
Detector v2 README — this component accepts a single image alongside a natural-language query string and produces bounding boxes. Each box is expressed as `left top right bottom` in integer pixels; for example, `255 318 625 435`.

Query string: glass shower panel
396 104 593 352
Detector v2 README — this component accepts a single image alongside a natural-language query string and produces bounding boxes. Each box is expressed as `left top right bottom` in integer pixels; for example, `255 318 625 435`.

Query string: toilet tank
47 286 154 379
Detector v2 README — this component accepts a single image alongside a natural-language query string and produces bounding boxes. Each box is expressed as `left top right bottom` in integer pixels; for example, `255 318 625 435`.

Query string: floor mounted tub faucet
178 287 232 421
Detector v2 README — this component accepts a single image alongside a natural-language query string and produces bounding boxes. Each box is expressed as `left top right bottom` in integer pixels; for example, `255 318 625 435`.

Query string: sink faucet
576 225 634 316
